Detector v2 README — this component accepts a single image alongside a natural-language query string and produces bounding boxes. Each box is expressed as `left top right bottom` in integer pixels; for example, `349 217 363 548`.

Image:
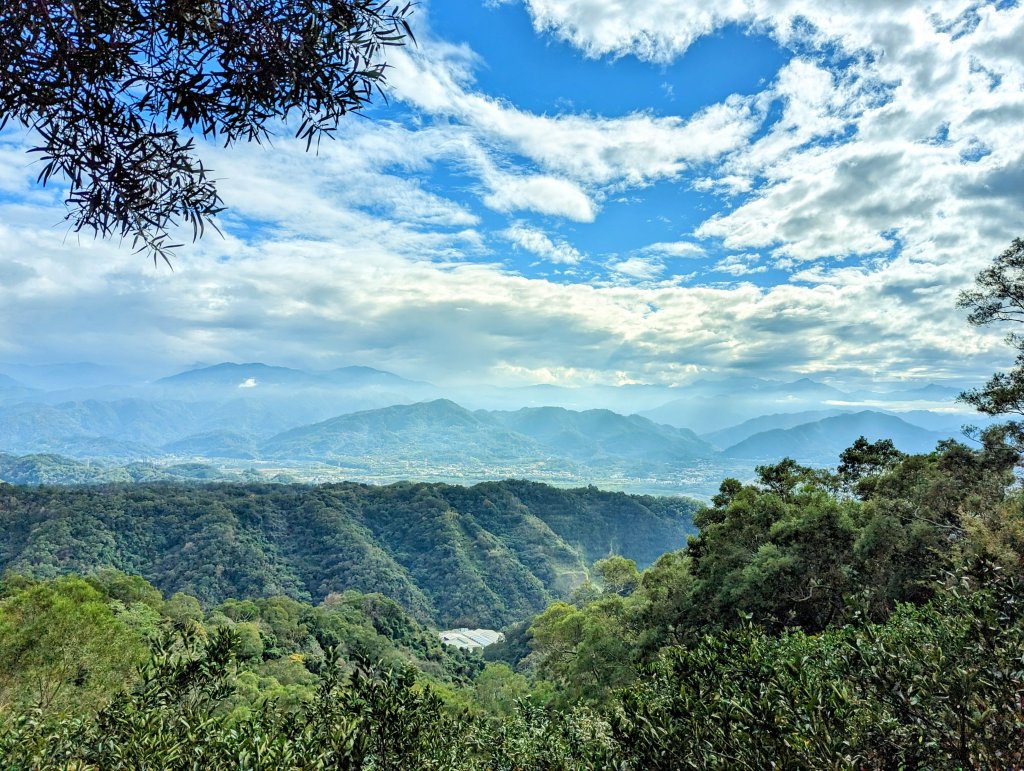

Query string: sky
1 0 1023 389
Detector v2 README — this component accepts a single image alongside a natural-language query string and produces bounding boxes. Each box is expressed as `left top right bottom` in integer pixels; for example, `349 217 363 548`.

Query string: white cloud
500 224 584 264
482 172 597 221
713 254 768 276
610 256 664 280
462 95 762 186
516 1 994 63
210 127 482 236
0 194 1007 388
520 0 737 63
389 41 762 187
515 0 1024 270
639 241 705 258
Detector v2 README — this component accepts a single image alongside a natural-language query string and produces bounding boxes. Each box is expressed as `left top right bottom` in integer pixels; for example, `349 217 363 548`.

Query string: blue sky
1 0 1023 388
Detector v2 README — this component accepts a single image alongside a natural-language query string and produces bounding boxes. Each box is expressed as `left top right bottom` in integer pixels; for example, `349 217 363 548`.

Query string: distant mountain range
721 411 954 463
261 400 714 471
0 374 38 406
155 362 428 391
0 361 990 496
846 383 963 402
701 409 852 450
640 378 872 434
0 362 137 390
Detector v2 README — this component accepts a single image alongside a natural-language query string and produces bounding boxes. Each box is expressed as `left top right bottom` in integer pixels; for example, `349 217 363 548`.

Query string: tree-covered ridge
0 452 251 485
0 479 699 628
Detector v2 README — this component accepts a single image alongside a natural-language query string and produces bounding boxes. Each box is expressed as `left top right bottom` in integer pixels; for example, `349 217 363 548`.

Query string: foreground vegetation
2 428 1024 768
8 571 1017 770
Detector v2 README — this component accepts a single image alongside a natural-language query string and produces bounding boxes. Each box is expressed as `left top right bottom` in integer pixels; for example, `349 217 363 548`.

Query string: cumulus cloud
516 0 1002 63
388 40 762 187
639 241 705 259
517 0 1024 273
500 224 585 264
461 140 599 221
713 254 768 276
610 256 664 281
208 126 482 237
482 173 597 221
0 200 1006 388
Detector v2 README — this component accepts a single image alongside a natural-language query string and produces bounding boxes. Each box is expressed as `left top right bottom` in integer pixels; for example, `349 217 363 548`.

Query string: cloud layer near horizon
1 0 1022 388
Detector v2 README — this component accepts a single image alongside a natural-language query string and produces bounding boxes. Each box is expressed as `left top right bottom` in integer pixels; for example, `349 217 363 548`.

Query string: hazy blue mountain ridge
161 430 263 459
0 362 985 496
700 409 853 449
640 379 855 433
261 400 543 465
722 411 951 462
0 362 135 390
491 406 713 463
0 374 38 404
260 400 717 474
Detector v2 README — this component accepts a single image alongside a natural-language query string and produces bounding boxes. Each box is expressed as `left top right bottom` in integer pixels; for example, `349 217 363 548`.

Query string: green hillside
492 406 712 465
261 400 541 465
0 479 699 628
260 399 715 475
0 453 242 485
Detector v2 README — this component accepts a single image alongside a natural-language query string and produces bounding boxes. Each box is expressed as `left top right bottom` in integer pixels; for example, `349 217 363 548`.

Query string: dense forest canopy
0 479 699 628
0 571 483 723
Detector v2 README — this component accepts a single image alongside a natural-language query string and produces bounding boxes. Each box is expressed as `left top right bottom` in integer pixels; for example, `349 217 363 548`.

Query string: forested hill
0 479 698 628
